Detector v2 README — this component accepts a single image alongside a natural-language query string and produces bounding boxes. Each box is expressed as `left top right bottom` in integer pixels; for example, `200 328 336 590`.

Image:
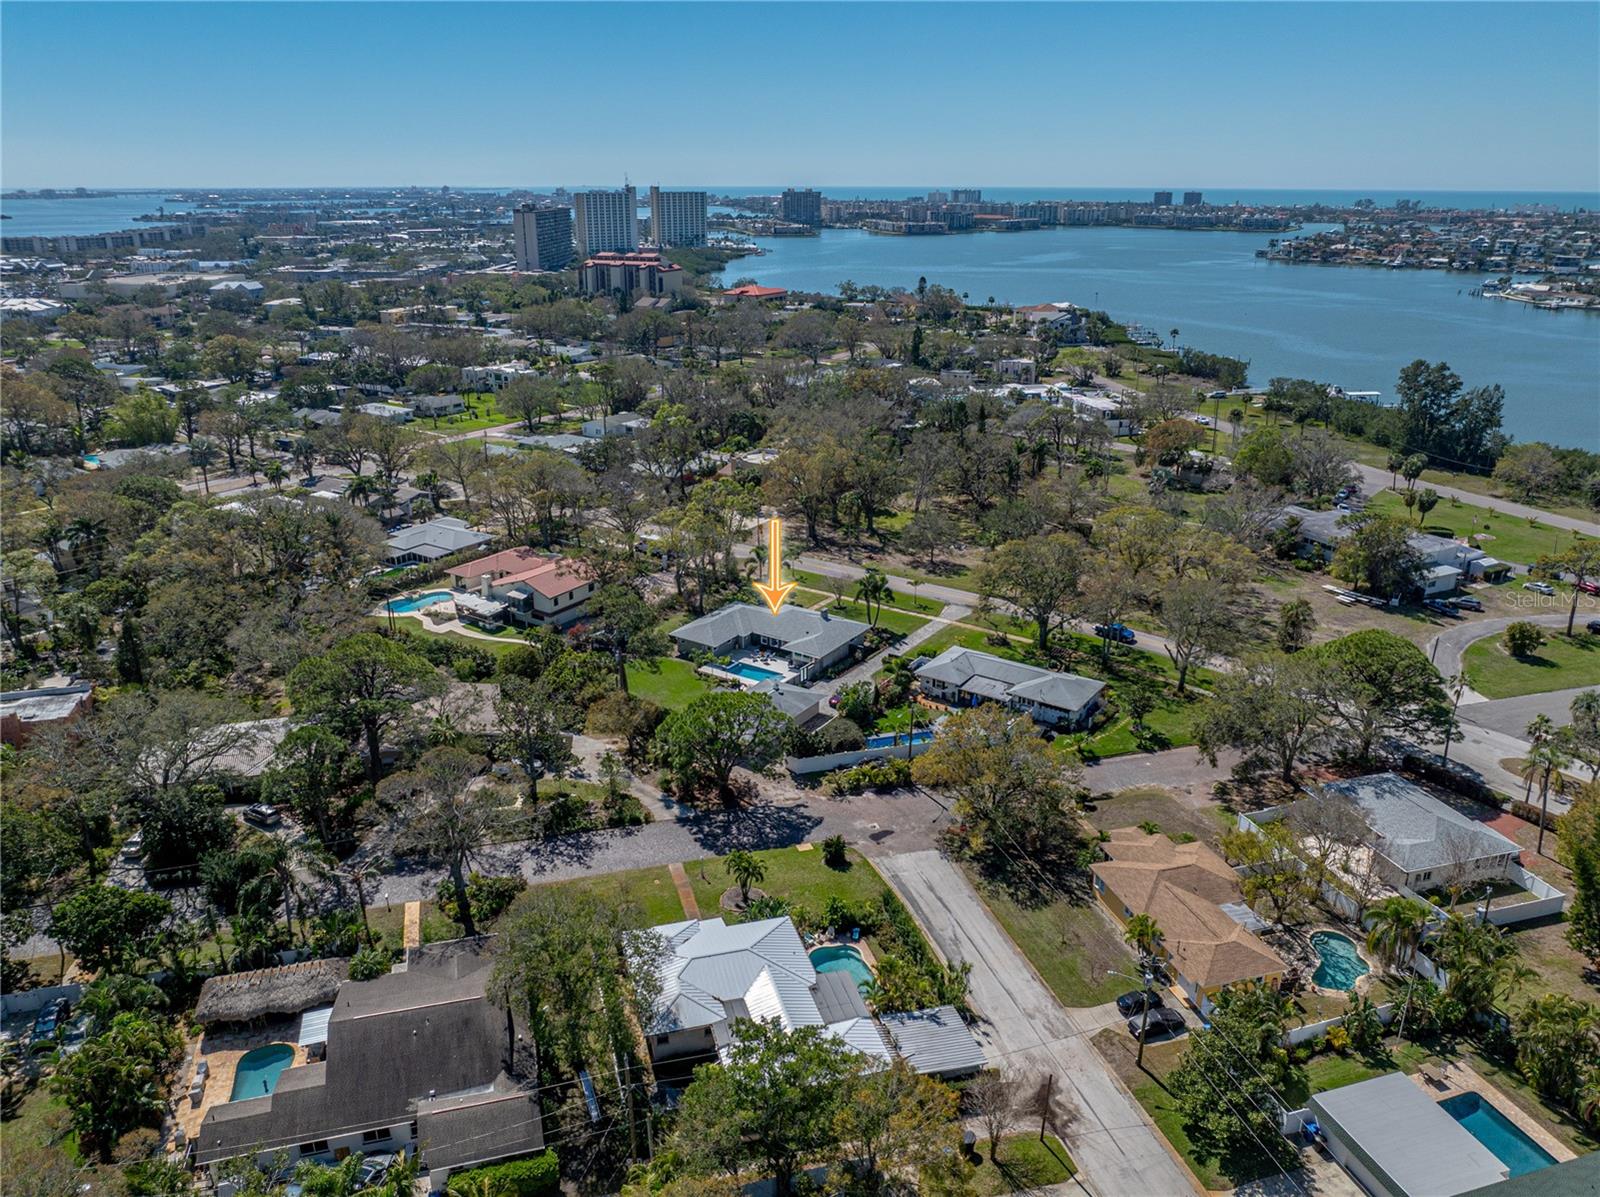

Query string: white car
1523 580 1555 596
1193 415 1212 427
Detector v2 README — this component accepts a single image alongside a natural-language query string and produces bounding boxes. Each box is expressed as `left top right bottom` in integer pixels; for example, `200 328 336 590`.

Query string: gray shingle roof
914 646 1104 714
386 517 493 560
1318 773 1520 873
671 603 870 662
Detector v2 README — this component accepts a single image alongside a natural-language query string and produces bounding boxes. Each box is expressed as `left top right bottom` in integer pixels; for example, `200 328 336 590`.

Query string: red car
1578 580 1600 596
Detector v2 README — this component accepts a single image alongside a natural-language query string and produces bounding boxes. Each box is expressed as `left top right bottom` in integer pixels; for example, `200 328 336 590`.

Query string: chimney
480 572 491 598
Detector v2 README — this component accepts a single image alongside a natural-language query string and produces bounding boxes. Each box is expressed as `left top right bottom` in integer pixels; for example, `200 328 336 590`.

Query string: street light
1109 967 1158 1067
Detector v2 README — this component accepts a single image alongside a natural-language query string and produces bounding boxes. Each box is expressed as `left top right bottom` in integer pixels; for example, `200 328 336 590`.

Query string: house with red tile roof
444 547 597 629
722 284 788 302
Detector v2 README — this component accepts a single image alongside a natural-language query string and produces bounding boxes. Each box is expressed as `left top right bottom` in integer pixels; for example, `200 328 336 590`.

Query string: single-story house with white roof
912 646 1105 728
582 411 650 438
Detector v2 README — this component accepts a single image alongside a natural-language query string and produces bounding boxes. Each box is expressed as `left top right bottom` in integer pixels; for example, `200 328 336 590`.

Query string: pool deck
171 1025 310 1151
1408 1058 1575 1164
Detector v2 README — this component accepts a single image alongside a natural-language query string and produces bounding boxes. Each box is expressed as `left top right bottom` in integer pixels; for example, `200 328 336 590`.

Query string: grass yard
413 393 515 434
786 567 947 618
684 844 889 921
963 864 1131 1009
1462 632 1600 698
525 865 686 926
1364 489 1594 566
626 657 713 709
813 595 934 636
381 617 525 658
923 1135 1075 1196
1082 786 1232 848
1063 691 1205 760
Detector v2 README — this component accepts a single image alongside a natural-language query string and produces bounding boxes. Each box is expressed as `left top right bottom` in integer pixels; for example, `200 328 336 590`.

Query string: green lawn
685 844 890 920
965 864 1130 1008
626 657 713 709
1063 692 1205 760
1364 490 1593 566
413 392 516 434
381 616 525 657
924 1135 1075 1196
526 865 686 926
786 567 947 617
1463 632 1600 698
812 595 934 636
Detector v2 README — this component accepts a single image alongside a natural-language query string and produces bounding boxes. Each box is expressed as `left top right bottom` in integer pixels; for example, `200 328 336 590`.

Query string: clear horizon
3 2 1597 192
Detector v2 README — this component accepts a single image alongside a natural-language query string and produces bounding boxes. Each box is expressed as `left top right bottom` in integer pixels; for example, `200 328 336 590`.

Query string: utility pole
1441 673 1466 764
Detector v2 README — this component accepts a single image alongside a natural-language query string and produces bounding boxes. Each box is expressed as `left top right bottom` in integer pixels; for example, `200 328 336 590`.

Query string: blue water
229 1043 295 1102
725 661 782 683
718 225 1600 448
865 730 935 750
385 590 452 614
1310 931 1370 990
810 945 874 991
1440 1092 1556 1178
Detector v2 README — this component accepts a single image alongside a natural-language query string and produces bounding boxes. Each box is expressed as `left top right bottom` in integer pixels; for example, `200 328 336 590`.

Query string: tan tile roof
1095 828 1241 907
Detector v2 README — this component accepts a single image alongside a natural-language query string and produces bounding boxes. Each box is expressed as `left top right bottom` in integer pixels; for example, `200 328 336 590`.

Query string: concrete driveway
875 850 1200 1197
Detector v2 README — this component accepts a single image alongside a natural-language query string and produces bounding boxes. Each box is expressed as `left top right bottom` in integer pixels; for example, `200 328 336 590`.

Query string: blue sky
4 2 1597 190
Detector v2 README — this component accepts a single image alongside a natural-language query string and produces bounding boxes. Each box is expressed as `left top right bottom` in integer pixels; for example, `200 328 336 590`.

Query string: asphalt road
1456 686 1598 740
1425 610 1583 688
876 850 1201 1197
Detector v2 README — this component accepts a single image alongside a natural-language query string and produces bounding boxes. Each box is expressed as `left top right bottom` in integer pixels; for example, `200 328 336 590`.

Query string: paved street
1424 610 1583 693
876 850 1200 1197
1456 686 1596 739
1346 462 1600 540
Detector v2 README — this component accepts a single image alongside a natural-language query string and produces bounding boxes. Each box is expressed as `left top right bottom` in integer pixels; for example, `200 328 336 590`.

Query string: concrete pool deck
1408 1058 1575 1164
172 1027 310 1150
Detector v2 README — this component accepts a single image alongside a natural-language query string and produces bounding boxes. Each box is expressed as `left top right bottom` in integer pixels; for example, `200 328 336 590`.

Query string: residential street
1424 609 1585 693
1346 462 1600 540
875 850 1201 1197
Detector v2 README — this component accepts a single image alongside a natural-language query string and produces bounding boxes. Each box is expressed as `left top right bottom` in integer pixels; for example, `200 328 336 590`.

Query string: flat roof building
578 251 683 302
512 204 574 272
648 187 708 248
780 188 823 228
573 187 639 258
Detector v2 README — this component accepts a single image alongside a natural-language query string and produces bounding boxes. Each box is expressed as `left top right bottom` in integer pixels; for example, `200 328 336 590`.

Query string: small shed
194 959 349 1028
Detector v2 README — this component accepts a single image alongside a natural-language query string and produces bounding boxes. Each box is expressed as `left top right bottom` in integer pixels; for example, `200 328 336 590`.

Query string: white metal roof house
912 646 1105 728
582 411 651 438
644 917 983 1082
671 603 871 684
1308 1072 1510 1196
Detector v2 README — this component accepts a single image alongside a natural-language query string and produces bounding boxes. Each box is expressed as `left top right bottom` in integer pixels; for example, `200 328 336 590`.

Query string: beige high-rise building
648 187 708 247
573 187 639 258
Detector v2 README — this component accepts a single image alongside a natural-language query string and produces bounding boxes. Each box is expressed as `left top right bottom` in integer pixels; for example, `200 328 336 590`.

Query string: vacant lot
684 844 890 921
1082 786 1232 848
1464 632 1600 698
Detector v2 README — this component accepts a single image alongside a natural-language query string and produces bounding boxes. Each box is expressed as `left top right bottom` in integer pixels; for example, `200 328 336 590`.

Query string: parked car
354 1153 395 1191
1116 989 1165 1017
1194 415 1212 427
1523 580 1555 596
1094 623 1137 644
1449 595 1484 611
1577 580 1600 596
1423 599 1461 618
1127 1007 1187 1041
30 998 69 1050
1587 619 1600 635
120 830 143 861
242 803 282 830
58 1014 90 1057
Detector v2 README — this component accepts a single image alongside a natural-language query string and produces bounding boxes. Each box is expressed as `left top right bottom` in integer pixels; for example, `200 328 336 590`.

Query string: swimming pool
1310 930 1369 990
229 1043 295 1102
810 945 874 991
385 590 453 614
1440 1091 1556 1177
724 661 782 683
865 729 935 750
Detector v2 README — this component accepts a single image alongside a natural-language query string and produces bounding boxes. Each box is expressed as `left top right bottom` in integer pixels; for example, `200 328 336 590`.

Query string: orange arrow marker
752 517 796 614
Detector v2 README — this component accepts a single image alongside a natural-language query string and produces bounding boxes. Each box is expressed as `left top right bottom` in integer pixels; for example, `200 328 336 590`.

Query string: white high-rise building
512 204 574 271
648 187 707 247
573 187 639 258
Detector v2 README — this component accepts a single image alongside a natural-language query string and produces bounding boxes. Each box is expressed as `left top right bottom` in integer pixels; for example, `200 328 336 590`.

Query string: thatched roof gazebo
194 959 349 1027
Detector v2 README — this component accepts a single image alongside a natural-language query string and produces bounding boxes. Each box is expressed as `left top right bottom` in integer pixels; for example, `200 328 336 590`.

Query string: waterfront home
1307 1072 1509 1197
911 646 1105 728
443 546 596 629
383 517 493 566
670 603 870 684
1091 827 1284 1014
194 939 542 1188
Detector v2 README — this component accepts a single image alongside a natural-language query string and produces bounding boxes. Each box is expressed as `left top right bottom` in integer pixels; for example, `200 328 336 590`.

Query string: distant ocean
4 186 1597 237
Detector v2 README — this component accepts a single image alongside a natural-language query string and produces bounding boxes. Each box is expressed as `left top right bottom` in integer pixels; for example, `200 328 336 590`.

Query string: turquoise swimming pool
725 661 782 683
1440 1091 1556 1178
385 590 452 614
229 1043 295 1102
810 945 874 991
1310 930 1369 990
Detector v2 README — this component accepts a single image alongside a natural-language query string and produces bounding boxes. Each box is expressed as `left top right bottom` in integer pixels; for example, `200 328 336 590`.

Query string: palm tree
726 849 766 905
855 569 891 627
1524 737 1572 857
1365 895 1431 974
345 474 379 509
262 459 287 491
1169 328 1180 350
188 436 219 495
1123 914 1162 964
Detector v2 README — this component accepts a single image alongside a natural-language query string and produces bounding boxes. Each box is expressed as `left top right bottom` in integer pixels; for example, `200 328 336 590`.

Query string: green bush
446 1152 559 1197
822 834 848 869
819 757 912 796
349 946 392 982
812 717 866 753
